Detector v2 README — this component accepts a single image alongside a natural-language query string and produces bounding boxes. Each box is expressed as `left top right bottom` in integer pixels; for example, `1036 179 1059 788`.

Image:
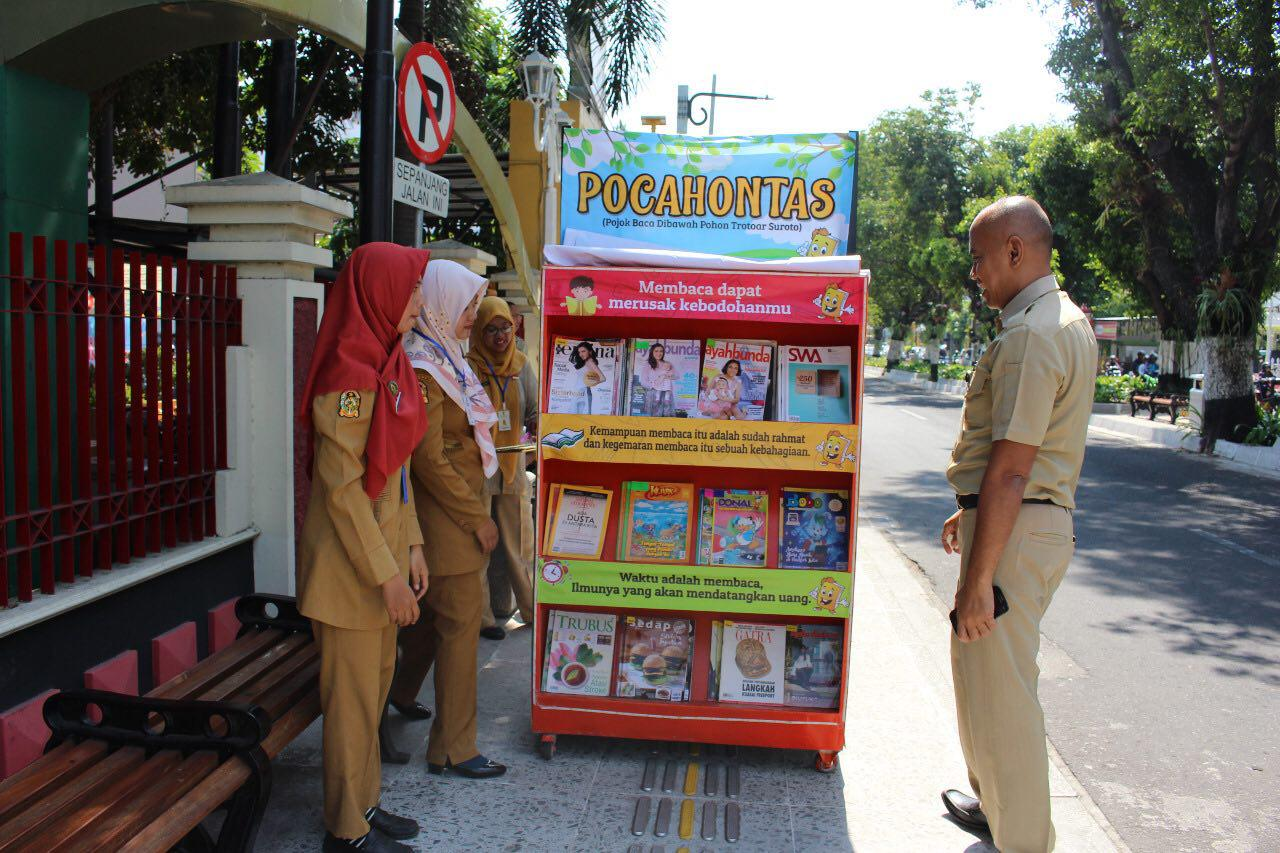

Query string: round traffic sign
397 42 456 164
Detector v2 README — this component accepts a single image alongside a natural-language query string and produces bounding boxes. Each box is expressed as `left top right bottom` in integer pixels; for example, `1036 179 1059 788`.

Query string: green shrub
865 355 886 368
1094 374 1154 403
1243 404 1280 446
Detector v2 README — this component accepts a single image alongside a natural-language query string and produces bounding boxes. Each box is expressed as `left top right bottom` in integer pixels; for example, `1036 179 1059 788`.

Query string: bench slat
150 629 285 701
0 748 146 851
246 652 319 730
56 753 218 853
0 742 108 826
198 633 310 704
42 753 183 853
119 695 321 853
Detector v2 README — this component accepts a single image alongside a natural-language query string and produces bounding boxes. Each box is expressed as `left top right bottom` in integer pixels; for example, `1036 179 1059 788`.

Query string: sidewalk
254 524 1122 852
875 367 1280 477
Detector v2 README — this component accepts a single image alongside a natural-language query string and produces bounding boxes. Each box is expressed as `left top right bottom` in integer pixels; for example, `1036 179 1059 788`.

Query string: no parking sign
397 42 456 164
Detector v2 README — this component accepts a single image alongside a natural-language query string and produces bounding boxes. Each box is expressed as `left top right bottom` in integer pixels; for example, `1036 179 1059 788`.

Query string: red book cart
531 262 868 771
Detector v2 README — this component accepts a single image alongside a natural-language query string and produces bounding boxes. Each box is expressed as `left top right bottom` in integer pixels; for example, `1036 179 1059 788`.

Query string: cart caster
538 734 557 760
814 751 838 773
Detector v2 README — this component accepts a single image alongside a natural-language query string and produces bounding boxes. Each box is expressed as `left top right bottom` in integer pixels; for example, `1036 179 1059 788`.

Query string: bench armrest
44 689 272 760
236 594 312 637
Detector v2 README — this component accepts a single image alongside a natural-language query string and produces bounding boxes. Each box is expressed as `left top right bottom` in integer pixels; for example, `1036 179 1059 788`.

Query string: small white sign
393 157 450 217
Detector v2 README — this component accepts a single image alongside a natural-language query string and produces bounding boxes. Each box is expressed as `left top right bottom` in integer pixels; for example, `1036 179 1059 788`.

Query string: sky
493 0 1075 138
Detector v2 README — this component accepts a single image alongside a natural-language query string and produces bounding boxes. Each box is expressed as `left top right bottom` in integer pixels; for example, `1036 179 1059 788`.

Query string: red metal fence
1 232 241 608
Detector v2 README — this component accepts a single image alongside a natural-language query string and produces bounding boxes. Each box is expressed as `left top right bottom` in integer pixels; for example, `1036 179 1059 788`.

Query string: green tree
508 0 666 114
1042 0 1280 443
858 89 980 362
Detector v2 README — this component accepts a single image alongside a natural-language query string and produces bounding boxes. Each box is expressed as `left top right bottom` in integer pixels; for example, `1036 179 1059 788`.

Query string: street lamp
520 51 575 249
520 51 560 151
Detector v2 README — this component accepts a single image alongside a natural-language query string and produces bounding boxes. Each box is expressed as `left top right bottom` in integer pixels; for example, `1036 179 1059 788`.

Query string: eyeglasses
484 324 514 337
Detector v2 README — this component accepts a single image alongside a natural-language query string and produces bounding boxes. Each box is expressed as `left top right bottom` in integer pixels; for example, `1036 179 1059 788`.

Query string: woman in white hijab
386 259 507 779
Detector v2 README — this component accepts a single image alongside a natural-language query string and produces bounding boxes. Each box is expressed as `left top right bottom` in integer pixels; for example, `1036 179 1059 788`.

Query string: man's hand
475 518 499 555
941 509 963 555
381 575 420 626
954 581 996 643
409 545 428 600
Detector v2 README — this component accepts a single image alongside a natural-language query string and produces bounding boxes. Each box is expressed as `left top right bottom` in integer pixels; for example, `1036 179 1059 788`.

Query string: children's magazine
619 481 695 563
697 488 769 567
778 488 850 571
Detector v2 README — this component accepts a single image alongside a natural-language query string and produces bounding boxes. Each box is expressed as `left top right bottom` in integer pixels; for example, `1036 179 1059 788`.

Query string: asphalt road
859 375 1280 853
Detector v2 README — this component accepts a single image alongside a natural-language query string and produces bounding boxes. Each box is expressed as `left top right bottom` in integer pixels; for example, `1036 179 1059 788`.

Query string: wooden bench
1130 388 1187 423
0 595 318 853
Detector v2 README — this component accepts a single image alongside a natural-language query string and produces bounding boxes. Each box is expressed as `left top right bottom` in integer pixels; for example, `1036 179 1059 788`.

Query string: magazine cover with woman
626 338 700 417
698 339 774 420
547 336 624 415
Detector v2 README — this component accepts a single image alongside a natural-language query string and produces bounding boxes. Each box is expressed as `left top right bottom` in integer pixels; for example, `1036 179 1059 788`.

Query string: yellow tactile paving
678 798 695 840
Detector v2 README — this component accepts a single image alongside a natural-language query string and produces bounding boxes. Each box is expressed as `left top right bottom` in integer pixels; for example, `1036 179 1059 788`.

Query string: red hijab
299 242 430 499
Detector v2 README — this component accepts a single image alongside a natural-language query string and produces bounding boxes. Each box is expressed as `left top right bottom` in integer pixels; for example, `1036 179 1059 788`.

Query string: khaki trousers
389 570 483 765
314 620 397 840
952 503 1074 853
480 491 535 627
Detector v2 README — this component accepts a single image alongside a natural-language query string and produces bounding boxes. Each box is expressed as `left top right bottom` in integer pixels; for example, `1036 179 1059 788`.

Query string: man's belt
956 494 1058 510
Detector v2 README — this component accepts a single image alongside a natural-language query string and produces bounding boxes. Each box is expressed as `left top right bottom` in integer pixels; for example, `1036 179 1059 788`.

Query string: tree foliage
508 0 666 113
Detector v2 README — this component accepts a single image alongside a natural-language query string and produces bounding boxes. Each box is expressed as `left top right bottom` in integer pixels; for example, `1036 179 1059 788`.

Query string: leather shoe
367 806 419 840
322 829 411 852
388 698 433 721
479 625 506 641
942 789 989 831
427 753 507 778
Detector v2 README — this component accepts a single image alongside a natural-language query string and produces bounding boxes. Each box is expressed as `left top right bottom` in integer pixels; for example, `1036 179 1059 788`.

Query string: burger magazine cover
615 615 694 701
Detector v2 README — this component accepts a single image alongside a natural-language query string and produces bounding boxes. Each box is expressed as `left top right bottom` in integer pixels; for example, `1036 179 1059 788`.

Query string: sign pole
360 0 395 244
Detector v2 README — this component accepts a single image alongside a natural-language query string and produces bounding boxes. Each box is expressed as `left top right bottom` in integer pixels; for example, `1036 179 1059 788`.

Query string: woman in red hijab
296 242 430 853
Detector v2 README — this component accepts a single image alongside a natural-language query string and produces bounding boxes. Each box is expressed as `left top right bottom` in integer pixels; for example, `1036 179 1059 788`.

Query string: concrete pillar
165 173 352 594
424 239 497 276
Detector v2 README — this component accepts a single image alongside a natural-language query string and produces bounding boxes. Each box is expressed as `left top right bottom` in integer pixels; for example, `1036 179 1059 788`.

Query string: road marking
903 410 928 421
1188 528 1280 568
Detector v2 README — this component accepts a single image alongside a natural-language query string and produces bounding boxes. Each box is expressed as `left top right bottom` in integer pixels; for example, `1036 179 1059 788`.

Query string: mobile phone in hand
950 585 1010 635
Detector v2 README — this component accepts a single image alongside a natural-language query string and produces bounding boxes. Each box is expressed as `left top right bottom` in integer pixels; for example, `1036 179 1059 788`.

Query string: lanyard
401 466 408 504
481 354 512 403
412 329 467 386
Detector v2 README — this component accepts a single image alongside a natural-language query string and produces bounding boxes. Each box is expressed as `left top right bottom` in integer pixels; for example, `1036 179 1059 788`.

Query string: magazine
707 620 723 701
717 621 787 705
542 610 618 696
618 481 695 563
778 488 851 571
546 336 625 415
696 488 769 567
615 615 694 702
625 338 701 417
544 484 613 559
779 345 852 423
784 623 843 709
698 339 775 421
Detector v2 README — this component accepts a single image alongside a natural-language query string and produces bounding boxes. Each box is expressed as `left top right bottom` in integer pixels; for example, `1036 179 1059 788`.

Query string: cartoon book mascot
562 275 599 316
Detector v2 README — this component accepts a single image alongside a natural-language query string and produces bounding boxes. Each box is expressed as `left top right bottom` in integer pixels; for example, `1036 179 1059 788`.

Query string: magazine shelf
533 262 868 771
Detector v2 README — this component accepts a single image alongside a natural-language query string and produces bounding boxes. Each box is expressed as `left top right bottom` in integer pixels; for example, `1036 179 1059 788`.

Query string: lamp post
677 75 771 134
520 51 574 250
359 0 394 244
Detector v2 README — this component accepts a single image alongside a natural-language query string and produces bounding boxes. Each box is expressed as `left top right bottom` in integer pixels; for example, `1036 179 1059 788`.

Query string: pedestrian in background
388 260 507 779
295 243 431 853
940 197 1096 852
467 297 538 639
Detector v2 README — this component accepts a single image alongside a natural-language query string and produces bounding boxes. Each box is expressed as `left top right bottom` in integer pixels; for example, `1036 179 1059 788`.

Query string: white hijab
402 260 499 477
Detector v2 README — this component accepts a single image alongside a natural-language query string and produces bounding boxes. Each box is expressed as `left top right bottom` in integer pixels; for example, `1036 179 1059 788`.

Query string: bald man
939 197 1096 851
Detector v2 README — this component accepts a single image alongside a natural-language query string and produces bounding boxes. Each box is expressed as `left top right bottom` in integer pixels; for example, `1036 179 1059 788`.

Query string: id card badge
496 409 512 432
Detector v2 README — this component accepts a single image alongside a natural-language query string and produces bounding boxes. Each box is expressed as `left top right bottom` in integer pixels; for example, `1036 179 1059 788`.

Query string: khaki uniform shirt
297 388 424 630
411 370 493 577
946 276 1097 509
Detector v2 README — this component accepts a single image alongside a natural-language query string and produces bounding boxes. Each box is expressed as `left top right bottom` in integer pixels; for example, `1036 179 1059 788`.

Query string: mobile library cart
531 258 868 771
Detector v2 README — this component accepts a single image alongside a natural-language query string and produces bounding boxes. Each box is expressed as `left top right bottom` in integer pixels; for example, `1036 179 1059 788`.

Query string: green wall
0 64 89 253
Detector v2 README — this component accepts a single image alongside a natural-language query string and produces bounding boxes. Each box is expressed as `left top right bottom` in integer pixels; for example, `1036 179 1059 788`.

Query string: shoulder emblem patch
338 390 361 419
418 376 430 403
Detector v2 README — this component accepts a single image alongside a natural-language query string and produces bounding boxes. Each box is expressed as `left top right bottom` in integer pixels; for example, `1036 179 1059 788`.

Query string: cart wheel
814 751 838 773
538 734 557 760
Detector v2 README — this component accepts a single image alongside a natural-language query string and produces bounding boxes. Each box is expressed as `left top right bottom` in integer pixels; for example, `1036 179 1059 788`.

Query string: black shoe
427 753 507 778
367 806 419 840
378 706 410 766
942 789 989 831
479 625 506 641
388 698 433 721
322 829 412 852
